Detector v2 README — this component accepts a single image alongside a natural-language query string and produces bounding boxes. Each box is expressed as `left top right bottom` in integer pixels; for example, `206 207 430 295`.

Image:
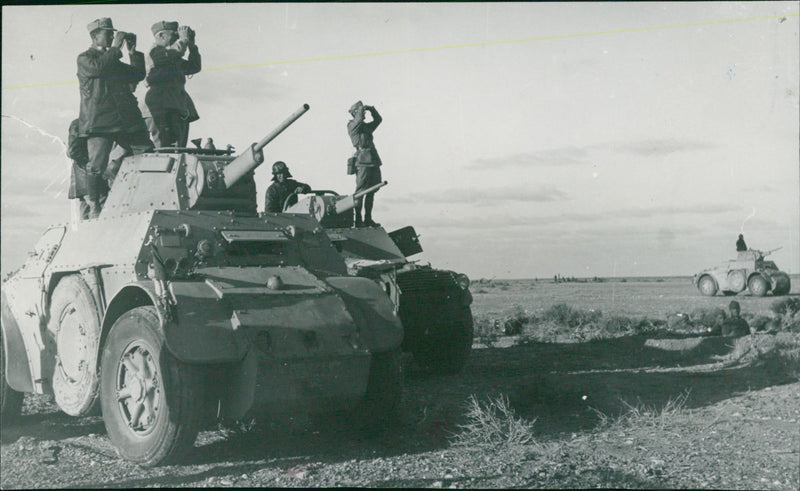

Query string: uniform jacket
347 108 382 167
265 179 311 213
142 41 200 121
77 46 148 135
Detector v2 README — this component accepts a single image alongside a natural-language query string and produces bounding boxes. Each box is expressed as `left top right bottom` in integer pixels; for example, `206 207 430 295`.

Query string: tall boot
354 200 363 228
85 173 104 219
103 157 123 185
363 194 379 227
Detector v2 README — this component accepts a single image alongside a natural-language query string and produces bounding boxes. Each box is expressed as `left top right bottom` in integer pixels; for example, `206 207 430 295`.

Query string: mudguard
326 276 404 353
1 290 34 393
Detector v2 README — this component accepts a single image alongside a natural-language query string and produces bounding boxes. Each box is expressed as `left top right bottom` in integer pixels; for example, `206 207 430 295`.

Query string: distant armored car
694 248 790 297
1 105 404 466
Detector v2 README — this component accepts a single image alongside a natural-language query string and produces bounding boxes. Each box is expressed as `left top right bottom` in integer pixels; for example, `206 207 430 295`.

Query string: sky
2 2 798 280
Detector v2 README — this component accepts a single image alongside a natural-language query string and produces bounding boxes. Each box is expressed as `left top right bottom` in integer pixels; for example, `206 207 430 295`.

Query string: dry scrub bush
770 297 800 317
450 394 536 449
472 315 500 347
542 303 602 328
689 307 726 330
723 332 800 379
771 298 800 334
594 391 691 431
520 304 660 343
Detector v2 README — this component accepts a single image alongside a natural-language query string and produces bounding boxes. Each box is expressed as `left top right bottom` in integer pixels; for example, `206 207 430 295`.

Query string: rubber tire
353 350 403 428
48 275 102 417
412 308 474 375
772 274 791 296
727 270 746 292
698 276 718 297
1 325 24 425
748 275 768 297
100 306 203 466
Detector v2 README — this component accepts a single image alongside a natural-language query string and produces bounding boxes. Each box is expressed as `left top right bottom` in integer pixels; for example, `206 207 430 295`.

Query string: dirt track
2 332 798 489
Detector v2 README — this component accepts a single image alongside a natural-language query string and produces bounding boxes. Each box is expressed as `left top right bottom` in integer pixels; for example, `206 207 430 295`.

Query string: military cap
349 100 364 116
151 20 179 36
87 18 116 33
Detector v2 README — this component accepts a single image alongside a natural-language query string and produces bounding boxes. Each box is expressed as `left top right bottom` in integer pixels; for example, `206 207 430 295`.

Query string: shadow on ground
2 332 795 487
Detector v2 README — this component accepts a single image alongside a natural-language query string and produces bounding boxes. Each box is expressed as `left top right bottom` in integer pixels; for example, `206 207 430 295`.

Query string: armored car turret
1 105 404 466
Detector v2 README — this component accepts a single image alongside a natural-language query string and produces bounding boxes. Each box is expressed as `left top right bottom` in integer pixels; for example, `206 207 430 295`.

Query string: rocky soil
2 333 798 489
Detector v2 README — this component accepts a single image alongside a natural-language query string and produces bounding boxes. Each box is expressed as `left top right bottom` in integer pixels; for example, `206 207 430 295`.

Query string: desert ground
1 276 798 489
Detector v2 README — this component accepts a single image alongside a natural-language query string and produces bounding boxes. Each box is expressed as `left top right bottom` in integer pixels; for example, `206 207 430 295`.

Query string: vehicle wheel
748 275 768 297
772 274 791 296
412 308 474 375
1 325 24 425
100 306 203 466
48 275 102 417
353 350 402 428
727 270 746 292
697 276 718 296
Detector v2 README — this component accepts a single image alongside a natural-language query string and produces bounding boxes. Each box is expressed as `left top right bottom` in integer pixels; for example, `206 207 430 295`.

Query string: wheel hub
116 343 160 434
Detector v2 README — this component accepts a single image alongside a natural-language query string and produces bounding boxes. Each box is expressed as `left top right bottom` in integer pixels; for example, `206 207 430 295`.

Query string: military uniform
265 179 311 213
347 102 383 226
68 118 111 208
721 317 749 337
736 234 747 252
142 21 201 148
77 18 153 216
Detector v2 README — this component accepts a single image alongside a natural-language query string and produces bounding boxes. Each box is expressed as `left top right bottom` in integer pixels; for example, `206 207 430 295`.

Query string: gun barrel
334 181 388 214
353 180 388 200
255 104 310 152
223 104 310 189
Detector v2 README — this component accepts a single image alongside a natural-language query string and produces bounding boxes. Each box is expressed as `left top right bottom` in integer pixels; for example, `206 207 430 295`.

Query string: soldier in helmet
142 21 201 148
77 17 154 218
265 161 311 213
721 301 750 337
347 101 383 227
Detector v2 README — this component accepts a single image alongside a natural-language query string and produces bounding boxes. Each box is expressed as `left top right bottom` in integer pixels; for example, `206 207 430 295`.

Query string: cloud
408 202 737 230
623 203 733 218
468 138 714 169
397 185 569 204
615 139 714 157
470 146 590 168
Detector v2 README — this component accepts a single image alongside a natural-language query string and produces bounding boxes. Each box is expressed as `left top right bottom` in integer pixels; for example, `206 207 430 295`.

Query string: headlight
455 273 470 290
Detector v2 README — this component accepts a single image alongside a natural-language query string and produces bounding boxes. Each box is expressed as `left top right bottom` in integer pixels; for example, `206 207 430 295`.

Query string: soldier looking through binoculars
76 17 154 219
141 20 201 148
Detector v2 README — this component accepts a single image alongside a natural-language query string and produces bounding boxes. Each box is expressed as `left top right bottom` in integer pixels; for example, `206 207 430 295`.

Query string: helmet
271 161 292 181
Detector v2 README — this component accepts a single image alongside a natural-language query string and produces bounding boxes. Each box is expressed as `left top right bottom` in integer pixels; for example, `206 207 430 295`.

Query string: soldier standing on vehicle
77 18 154 218
142 21 201 148
265 161 311 213
347 101 383 228
736 234 747 252
67 119 113 220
